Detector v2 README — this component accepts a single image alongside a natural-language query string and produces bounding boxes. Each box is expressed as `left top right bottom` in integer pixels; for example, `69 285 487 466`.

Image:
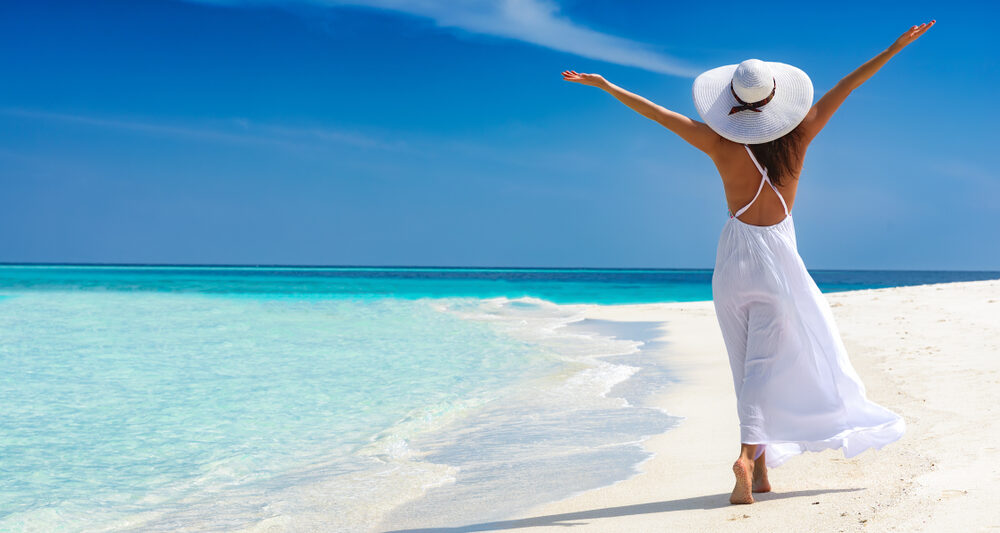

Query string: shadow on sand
380 488 864 532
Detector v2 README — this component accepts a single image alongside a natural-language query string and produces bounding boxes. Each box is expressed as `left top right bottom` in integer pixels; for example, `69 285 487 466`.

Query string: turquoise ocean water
2 265 998 531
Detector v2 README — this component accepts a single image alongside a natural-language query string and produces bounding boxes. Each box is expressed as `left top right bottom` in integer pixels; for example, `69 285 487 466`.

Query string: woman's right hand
562 70 607 88
889 20 935 53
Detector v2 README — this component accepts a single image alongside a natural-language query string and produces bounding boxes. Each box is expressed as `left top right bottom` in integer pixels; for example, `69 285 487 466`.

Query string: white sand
481 279 1000 532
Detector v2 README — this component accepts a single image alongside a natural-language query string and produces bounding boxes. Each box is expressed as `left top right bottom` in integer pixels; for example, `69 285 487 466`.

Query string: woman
563 21 935 504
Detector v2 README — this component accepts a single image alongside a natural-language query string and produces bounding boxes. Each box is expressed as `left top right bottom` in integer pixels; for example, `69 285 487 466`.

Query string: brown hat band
729 78 776 115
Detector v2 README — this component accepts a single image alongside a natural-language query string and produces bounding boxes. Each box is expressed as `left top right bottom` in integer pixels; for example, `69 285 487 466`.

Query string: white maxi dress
712 145 905 468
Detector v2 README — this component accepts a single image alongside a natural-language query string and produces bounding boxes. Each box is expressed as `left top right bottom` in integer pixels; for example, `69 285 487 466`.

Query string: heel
730 460 754 504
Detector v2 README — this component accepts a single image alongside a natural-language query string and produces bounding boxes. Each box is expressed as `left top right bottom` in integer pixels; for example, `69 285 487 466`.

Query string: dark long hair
747 126 803 187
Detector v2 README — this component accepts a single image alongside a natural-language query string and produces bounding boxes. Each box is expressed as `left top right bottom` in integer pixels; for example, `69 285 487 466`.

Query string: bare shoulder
708 139 754 186
710 132 810 185
708 138 749 166
700 131 730 159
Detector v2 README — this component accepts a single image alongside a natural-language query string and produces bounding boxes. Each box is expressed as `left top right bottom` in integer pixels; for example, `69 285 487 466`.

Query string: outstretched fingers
897 19 935 48
561 70 606 87
912 20 935 36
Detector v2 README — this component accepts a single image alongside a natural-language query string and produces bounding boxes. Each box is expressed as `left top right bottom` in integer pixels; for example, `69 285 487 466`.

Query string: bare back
711 137 807 227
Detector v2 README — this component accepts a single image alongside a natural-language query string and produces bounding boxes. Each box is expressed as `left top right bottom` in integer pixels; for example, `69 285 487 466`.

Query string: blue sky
0 0 996 269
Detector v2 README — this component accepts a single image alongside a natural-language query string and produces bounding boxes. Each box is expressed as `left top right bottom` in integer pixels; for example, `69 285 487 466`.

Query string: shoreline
371 299 685 531
382 279 1000 532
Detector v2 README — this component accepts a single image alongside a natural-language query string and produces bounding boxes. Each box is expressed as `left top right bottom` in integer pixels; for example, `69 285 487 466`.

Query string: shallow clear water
1 291 575 531
1 266 997 531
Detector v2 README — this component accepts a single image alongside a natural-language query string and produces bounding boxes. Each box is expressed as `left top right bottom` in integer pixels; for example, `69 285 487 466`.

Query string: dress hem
740 416 906 469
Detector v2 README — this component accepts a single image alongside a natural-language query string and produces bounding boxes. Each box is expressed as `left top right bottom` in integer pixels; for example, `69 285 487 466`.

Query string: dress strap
732 174 767 218
744 144 767 176
732 144 789 218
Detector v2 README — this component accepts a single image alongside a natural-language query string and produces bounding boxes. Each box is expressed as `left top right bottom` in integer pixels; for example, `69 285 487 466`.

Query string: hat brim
692 62 813 144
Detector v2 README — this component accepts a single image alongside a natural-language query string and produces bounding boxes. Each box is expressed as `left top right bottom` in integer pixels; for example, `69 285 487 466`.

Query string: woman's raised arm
562 70 724 156
798 20 936 145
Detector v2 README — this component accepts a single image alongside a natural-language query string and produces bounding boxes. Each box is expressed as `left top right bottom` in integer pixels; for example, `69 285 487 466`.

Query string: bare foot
752 454 771 493
730 458 754 504
752 466 771 493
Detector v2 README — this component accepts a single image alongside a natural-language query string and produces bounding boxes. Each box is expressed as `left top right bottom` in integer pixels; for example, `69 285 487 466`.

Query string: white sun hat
692 59 814 144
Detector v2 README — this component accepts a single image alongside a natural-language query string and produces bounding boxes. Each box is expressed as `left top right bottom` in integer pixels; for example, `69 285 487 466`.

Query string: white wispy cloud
184 0 697 77
0 107 410 152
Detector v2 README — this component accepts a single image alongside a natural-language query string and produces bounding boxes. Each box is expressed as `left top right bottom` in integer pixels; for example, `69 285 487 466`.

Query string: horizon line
1 262 998 274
